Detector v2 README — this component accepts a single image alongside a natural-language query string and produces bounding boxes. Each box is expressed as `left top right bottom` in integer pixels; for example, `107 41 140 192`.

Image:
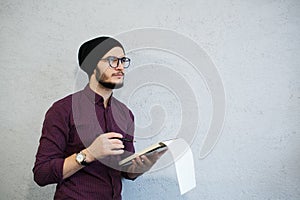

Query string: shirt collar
83 84 113 106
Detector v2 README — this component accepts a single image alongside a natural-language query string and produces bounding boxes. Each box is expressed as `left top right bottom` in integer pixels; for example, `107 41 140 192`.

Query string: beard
95 68 124 89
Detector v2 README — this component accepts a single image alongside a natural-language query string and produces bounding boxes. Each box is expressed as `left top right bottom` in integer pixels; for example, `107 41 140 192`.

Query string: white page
162 138 196 195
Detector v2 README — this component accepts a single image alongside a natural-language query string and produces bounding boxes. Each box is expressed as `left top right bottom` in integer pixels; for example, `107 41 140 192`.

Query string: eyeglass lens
108 57 130 68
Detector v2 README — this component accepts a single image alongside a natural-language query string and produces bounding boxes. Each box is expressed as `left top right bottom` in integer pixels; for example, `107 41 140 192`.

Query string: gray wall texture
1 0 299 199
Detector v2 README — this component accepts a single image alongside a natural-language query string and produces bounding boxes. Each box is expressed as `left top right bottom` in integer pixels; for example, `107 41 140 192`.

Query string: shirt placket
97 103 121 199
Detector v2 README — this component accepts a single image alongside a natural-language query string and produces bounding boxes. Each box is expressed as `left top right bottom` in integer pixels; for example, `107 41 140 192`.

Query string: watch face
76 154 84 162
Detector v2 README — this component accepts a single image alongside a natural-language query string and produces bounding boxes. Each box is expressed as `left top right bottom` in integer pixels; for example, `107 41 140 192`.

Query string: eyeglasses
100 56 131 68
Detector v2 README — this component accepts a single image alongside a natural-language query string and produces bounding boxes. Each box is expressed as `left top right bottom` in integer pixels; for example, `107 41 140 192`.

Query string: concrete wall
1 0 299 199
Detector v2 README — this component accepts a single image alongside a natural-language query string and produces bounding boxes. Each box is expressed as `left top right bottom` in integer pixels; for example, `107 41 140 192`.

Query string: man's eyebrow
109 56 126 58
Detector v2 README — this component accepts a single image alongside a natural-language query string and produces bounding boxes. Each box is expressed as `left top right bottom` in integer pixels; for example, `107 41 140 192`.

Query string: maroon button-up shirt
33 85 135 200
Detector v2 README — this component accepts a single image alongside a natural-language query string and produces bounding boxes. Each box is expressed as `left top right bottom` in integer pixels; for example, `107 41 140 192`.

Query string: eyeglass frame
99 56 131 68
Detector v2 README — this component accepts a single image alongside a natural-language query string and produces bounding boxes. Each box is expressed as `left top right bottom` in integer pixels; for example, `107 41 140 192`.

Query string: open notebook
118 139 176 166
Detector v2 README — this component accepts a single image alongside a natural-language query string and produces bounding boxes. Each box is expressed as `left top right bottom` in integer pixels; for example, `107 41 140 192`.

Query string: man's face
94 47 125 89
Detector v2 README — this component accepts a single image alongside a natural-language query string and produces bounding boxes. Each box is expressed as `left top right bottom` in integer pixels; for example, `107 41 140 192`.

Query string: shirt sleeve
33 102 70 186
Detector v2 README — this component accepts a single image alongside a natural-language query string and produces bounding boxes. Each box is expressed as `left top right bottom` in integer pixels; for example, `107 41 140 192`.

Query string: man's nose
115 61 125 70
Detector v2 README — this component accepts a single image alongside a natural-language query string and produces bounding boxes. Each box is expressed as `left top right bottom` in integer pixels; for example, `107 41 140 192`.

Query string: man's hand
126 149 167 178
85 132 125 162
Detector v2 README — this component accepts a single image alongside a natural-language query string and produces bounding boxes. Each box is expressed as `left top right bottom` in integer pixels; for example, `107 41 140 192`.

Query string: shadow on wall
122 176 189 200
25 179 55 200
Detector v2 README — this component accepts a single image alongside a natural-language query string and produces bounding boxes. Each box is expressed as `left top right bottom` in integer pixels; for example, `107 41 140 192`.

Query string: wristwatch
75 151 89 166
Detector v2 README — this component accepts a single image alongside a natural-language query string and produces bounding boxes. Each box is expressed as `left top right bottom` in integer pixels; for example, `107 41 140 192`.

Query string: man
33 36 160 199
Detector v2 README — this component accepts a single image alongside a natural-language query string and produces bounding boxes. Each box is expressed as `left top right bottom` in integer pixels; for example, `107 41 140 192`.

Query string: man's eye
108 57 118 62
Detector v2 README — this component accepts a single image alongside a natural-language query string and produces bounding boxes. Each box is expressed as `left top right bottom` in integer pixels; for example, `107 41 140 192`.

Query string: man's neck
89 81 112 108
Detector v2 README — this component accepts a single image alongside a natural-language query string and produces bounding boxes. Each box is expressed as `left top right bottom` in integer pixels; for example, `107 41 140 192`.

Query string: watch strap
81 159 89 166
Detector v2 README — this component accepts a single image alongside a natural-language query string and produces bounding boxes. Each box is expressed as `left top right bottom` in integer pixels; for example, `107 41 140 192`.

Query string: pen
111 137 136 142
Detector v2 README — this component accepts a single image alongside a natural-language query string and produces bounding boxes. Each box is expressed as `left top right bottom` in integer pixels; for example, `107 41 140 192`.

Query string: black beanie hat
78 36 124 77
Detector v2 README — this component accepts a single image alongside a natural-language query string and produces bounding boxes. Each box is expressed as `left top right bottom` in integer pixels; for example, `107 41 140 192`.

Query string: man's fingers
135 156 144 167
129 160 138 173
111 143 124 150
110 138 123 145
131 159 137 167
110 149 124 155
105 132 123 139
140 155 152 166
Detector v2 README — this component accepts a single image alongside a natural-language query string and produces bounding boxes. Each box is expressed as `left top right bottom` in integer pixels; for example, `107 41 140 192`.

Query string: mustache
112 72 124 76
